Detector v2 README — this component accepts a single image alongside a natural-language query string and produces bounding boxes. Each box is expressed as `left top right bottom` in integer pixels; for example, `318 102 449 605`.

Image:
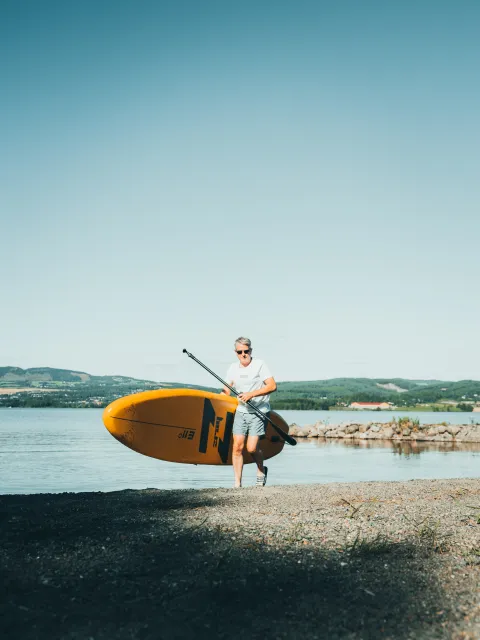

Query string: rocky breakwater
289 418 480 443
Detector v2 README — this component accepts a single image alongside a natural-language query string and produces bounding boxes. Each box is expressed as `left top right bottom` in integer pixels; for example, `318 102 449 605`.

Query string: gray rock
382 427 394 439
432 433 453 441
447 426 461 436
298 427 310 437
288 424 301 436
291 427 307 437
457 433 480 442
326 424 339 432
402 428 411 436
358 424 369 433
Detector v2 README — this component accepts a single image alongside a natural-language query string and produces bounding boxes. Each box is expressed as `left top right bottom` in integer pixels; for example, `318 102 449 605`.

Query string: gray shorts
232 411 266 437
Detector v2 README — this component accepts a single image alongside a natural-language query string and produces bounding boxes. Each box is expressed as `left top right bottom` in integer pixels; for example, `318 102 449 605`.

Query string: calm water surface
0 409 479 494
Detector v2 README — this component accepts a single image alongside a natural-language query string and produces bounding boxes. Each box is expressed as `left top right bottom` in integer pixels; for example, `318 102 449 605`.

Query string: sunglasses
236 349 251 355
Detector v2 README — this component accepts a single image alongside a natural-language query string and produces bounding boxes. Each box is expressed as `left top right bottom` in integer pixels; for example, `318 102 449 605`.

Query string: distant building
349 402 392 410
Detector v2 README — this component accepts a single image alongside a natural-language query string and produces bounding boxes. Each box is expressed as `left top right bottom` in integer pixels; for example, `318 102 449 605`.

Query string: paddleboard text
178 429 195 440
199 398 234 464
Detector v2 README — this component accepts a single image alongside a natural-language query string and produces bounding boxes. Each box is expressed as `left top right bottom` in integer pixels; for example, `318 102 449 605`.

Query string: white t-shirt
226 358 273 413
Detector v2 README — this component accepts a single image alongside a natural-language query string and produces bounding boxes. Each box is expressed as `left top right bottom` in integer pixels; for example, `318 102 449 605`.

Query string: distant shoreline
0 398 478 413
1 405 480 417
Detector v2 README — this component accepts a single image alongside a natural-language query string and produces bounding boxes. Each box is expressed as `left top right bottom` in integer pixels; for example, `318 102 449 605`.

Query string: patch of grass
394 416 421 431
346 532 392 555
340 498 363 519
462 548 480 566
466 505 480 524
403 512 453 553
415 519 452 553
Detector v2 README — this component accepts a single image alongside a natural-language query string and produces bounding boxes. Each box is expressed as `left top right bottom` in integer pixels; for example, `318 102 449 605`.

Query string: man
222 337 277 488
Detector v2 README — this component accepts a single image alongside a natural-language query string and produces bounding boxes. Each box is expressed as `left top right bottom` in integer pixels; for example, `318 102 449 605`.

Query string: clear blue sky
2 1 479 387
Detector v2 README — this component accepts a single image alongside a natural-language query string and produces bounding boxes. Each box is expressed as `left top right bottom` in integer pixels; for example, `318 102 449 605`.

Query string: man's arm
220 382 233 395
238 377 277 403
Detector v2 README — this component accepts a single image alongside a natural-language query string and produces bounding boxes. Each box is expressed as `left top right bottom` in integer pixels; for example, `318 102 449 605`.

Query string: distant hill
0 367 479 410
0 366 217 408
273 377 480 410
0 366 155 385
0 366 205 388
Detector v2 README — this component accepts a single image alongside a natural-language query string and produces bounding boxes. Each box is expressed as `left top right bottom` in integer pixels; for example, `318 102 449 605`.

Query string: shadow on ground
0 490 452 639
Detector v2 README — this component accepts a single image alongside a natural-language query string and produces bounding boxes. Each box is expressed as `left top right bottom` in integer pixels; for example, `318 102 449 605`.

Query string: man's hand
238 392 255 403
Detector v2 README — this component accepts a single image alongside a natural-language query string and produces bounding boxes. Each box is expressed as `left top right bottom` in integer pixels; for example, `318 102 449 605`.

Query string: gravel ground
1 478 479 640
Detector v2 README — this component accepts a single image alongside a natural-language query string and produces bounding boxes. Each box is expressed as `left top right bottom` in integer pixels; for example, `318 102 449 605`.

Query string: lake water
0 409 479 494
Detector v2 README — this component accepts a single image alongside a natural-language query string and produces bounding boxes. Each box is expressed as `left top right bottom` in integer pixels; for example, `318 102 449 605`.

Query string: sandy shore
1 479 479 639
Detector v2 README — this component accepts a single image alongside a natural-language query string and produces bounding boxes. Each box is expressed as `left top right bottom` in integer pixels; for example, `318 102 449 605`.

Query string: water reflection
299 437 480 456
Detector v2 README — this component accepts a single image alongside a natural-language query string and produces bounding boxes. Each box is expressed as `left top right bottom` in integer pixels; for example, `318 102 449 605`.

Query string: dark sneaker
255 466 268 487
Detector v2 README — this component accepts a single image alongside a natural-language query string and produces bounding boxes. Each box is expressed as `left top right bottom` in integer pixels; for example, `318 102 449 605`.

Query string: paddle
182 349 297 446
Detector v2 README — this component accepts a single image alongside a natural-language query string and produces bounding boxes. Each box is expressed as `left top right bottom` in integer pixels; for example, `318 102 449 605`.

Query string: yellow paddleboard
102 388 289 465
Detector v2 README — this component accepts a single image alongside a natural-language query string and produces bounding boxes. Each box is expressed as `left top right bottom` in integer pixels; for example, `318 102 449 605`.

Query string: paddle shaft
182 349 296 446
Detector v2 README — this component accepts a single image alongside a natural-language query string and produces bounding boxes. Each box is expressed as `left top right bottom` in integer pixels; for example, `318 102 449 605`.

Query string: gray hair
234 336 251 349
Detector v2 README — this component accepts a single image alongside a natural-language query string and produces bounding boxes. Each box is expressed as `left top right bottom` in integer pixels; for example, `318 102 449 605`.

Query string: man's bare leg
246 435 265 477
232 435 246 487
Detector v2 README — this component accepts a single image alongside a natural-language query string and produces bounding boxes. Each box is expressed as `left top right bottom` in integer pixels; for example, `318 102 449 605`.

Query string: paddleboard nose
102 397 137 439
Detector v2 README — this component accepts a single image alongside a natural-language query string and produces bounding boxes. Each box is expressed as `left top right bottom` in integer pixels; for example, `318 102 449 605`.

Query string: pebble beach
1 478 479 639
